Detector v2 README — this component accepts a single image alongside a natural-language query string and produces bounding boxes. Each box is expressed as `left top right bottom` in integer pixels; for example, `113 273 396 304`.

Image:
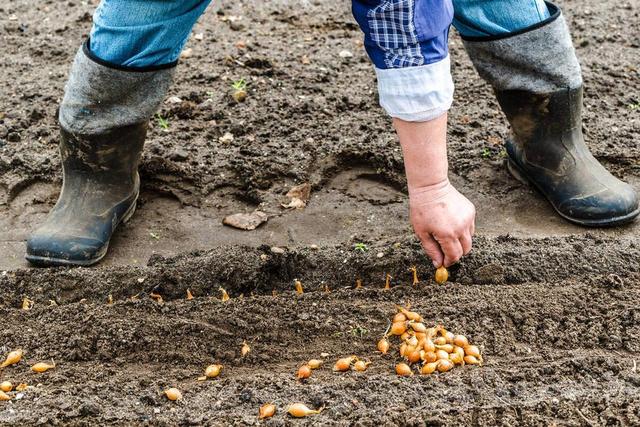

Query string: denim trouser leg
452 0 550 37
89 0 212 68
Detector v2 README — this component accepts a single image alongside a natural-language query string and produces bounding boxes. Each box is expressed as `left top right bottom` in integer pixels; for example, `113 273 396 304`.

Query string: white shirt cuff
375 55 454 122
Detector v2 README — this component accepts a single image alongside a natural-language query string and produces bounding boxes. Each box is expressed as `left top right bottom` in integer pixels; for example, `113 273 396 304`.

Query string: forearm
394 114 449 193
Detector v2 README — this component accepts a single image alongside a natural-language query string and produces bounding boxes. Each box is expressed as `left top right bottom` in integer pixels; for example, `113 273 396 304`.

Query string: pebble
376 252 384 258
169 148 189 162
219 132 234 144
339 50 353 58
166 96 183 104
270 246 285 254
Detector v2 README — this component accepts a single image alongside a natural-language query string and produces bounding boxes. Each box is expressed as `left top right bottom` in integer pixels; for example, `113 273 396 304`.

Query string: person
25 0 639 267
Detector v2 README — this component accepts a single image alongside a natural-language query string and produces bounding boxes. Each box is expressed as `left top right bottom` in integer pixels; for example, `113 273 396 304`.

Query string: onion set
259 403 276 419
378 305 483 376
1 349 23 368
288 403 322 417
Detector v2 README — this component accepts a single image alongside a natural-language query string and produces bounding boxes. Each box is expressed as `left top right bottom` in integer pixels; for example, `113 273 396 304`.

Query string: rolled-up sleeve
352 0 454 122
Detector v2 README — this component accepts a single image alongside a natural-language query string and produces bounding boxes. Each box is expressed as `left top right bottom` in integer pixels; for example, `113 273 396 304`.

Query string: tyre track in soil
1 277 640 425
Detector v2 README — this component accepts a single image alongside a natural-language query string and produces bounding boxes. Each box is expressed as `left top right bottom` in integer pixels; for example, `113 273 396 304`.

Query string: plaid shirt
353 0 453 69
352 0 455 121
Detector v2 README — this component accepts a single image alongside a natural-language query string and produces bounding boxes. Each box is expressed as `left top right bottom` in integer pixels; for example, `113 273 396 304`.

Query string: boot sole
25 197 138 267
507 159 640 227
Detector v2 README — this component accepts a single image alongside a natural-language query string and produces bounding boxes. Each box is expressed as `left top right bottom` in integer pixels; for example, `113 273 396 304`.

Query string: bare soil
1 0 640 425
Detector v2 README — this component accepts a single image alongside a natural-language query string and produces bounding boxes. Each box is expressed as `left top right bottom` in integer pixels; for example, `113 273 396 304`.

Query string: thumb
420 234 444 268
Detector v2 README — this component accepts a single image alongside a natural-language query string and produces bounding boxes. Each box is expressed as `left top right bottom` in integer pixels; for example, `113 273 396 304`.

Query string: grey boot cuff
59 41 175 135
461 2 582 93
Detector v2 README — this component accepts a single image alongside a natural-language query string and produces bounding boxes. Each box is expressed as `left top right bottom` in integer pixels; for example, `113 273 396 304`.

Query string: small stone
137 278 145 283
223 211 268 231
7 132 21 142
338 50 353 58
229 21 245 31
219 132 234 144
169 148 189 162
376 252 384 258
259 254 268 261
270 246 285 254
180 48 193 59
166 96 183 104
194 32 204 41
309 244 319 250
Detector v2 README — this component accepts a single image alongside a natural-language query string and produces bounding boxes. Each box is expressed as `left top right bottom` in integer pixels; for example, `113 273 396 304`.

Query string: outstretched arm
395 115 475 267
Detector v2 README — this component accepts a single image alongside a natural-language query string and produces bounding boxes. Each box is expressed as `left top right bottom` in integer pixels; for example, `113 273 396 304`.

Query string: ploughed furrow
2 235 640 310
1 279 640 425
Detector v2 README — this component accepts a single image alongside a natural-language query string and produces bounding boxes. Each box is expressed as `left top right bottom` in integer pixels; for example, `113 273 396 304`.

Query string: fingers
420 234 444 268
460 231 473 256
439 238 464 267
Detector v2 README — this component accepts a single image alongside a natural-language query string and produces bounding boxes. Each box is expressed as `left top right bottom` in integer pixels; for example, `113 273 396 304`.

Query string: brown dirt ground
1 0 640 425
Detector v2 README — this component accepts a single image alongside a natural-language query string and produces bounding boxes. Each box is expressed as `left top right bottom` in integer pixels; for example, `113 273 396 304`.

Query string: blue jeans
86 0 554 121
89 0 550 68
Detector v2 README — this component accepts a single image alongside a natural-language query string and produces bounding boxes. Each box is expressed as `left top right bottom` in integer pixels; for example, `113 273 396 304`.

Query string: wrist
408 178 453 206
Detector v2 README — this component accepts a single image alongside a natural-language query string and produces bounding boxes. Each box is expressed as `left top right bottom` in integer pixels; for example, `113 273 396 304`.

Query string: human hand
409 179 475 267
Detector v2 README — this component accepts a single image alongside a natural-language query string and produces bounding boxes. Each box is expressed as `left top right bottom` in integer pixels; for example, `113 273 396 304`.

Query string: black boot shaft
60 123 146 185
495 87 582 171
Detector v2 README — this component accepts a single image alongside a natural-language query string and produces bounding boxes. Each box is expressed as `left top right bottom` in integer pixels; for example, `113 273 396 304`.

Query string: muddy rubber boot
462 2 639 226
26 42 174 266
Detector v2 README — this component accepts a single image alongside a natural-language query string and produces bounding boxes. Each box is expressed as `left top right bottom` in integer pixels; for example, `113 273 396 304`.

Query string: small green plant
481 147 492 159
156 114 169 130
354 243 368 252
629 101 640 111
351 325 369 338
231 78 247 91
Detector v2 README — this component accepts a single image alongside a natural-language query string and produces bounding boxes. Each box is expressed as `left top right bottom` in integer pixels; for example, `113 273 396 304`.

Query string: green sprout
156 114 169 130
231 78 247 91
481 147 492 159
351 325 369 338
354 243 368 252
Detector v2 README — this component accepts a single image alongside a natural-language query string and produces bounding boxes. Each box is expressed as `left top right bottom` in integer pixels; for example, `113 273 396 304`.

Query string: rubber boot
26 42 174 266
462 2 639 226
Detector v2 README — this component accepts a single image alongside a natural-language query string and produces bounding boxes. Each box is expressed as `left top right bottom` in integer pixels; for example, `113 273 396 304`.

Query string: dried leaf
282 183 311 209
